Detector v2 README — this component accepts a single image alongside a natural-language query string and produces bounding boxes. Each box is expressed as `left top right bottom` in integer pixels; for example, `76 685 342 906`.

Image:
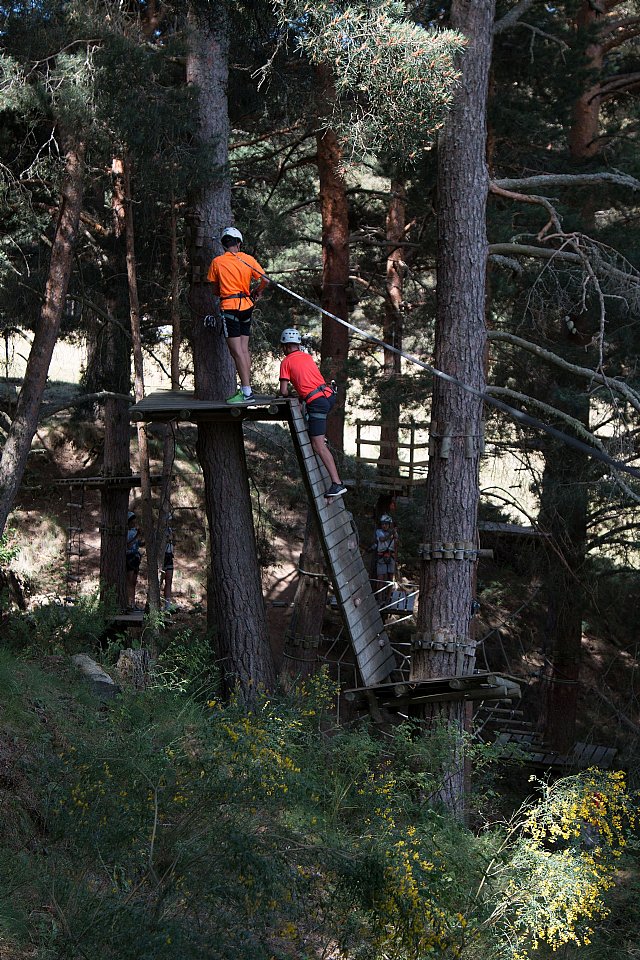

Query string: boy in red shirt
207 226 269 404
279 328 347 498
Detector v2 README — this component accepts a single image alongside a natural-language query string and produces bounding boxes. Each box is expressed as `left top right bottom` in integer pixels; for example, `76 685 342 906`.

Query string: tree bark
119 156 161 614
541 0 604 749
316 66 350 453
411 0 495 818
378 178 406 478
568 2 603 160
98 157 131 611
539 392 589 754
0 136 85 538
284 512 327 678
197 422 276 696
187 1 275 700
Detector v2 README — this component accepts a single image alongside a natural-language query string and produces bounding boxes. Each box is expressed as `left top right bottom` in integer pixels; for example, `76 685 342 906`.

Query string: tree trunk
197 422 276 697
568 2 603 161
378 178 406 478
0 137 85 538
541 0 603 748
187 1 275 699
98 157 132 611
539 393 589 754
411 0 495 818
119 156 161 614
284 512 328 678
316 66 350 453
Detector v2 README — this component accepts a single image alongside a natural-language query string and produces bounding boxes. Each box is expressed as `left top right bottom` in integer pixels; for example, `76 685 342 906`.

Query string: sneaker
325 482 347 498
226 390 255 405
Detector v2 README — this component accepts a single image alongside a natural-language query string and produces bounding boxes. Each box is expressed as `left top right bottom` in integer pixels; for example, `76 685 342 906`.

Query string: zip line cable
224 249 640 481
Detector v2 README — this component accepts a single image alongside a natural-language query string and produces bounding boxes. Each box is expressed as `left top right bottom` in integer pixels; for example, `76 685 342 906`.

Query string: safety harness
303 383 337 422
303 384 334 404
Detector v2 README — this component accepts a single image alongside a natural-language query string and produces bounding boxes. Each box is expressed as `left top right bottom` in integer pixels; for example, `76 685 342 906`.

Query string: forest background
1 0 640 958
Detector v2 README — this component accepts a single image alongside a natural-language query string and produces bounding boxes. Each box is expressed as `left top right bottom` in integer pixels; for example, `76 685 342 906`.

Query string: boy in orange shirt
279 328 347 498
207 226 269 404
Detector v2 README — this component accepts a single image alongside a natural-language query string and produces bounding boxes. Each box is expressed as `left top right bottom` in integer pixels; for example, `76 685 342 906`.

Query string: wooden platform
130 390 290 423
110 610 145 625
495 732 617 769
345 672 521 708
50 474 166 488
288 399 397 687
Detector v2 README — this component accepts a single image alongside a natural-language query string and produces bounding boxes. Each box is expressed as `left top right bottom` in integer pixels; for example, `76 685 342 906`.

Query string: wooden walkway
287 399 397 687
129 391 397 688
345 672 521 708
130 390 289 423
495 732 617 770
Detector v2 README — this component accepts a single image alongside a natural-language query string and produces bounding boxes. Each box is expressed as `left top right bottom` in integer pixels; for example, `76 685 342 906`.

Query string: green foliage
2 592 117 654
0 527 18 565
274 0 466 159
0 653 637 960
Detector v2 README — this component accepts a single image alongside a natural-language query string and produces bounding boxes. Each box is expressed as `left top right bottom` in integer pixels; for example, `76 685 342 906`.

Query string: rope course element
227 250 640 482
65 484 84 602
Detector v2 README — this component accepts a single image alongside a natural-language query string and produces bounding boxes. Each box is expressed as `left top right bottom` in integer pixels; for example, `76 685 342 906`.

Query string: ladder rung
67 503 83 508
67 526 82 532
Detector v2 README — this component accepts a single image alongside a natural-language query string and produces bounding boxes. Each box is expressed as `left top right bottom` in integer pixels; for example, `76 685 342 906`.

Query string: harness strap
303 384 333 403
220 291 252 304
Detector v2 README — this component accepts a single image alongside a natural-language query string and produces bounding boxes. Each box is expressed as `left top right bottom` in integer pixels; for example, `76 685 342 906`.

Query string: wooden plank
357 633 395 673
332 547 367 581
347 611 387 651
287 398 396 688
325 524 359 555
354 438 429 451
349 639 389 686
340 569 377 602
354 455 429 468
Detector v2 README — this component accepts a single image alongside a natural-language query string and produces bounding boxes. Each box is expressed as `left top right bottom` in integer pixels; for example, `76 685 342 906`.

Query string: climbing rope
226 249 640 482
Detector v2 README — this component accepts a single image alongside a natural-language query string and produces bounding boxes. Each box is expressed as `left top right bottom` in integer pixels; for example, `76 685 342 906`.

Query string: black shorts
306 392 336 437
163 549 174 571
126 553 141 573
222 307 253 339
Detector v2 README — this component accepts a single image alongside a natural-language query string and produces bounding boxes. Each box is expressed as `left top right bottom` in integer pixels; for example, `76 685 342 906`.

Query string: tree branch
486 385 640 504
493 0 540 35
488 329 640 413
40 391 133 418
491 172 640 192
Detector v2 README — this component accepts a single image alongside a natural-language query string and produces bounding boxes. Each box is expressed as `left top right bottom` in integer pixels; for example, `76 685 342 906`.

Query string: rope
227 249 640 481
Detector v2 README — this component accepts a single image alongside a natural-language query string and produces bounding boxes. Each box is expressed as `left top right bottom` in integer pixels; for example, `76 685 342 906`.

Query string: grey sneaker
325 483 347 498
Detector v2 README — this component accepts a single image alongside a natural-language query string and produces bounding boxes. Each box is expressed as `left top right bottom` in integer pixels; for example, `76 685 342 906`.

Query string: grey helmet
280 328 302 344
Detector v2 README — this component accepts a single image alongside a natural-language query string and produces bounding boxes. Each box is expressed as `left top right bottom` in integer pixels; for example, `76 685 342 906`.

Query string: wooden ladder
287 399 397 687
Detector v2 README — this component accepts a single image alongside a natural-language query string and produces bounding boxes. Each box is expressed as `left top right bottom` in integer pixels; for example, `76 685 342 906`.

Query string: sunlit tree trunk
316 65 349 453
0 136 85 538
378 178 406 479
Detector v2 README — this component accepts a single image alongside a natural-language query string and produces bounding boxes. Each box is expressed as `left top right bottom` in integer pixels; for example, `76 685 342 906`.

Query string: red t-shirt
279 350 330 400
207 251 264 311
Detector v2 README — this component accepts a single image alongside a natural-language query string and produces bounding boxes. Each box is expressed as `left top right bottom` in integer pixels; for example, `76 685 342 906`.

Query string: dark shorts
306 392 336 437
126 553 141 573
163 549 174 571
222 307 253 339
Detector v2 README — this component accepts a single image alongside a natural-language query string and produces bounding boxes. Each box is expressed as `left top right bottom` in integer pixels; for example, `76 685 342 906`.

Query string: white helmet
221 226 243 244
280 328 301 344
380 514 393 524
